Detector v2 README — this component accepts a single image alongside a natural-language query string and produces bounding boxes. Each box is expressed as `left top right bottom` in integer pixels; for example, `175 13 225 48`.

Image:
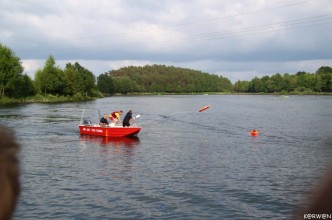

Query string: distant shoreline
1 92 331 105
106 92 332 96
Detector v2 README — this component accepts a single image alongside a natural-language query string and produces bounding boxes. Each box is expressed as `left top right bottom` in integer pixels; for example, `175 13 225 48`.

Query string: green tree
316 66 332 92
0 43 26 98
112 77 139 94
35 55 65 95
316 66 332 75
97 73 114 94
260 76 271 92
63 64 84 96
248 77 262 93
270 73 284 92
234 80 249 92
11 74 36 98
282 73 297 92
70 62 96 96
295 72 316 92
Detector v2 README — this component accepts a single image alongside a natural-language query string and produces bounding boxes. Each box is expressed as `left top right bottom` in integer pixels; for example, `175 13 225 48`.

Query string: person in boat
99 114 109 126
109 110 123 125
123 110 135 127
0 125 20 220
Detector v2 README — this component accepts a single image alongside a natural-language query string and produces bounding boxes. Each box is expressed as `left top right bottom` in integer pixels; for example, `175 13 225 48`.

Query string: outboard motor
83 120 92 126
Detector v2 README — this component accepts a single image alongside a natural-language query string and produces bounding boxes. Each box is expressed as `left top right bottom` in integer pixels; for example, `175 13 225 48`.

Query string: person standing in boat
123 110 135 127
109 110 123 126
99 114 109 126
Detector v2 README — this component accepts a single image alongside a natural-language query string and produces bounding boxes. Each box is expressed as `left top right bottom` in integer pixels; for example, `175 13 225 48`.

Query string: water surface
1 95 331 219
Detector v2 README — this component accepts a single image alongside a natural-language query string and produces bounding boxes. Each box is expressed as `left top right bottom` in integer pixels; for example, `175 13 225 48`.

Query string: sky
1 0 332 83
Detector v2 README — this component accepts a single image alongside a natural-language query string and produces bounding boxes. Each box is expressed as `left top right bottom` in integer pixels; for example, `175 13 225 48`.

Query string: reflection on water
79 134 140 146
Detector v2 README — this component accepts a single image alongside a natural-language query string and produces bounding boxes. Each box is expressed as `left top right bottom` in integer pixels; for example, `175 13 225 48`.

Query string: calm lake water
1 95 332 219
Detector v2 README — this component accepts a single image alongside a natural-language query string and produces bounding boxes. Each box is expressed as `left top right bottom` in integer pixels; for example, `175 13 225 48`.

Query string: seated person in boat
123 110 135 127
99 114 109 126
109 110 123 126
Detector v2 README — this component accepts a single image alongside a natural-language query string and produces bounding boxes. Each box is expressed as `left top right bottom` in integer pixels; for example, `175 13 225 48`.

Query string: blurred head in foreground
0 125 20 220
294 169 332 219
294 139 332 219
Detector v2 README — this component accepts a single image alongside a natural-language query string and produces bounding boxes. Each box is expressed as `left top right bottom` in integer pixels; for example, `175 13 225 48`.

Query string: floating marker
250 130 259 137
199 105 211 112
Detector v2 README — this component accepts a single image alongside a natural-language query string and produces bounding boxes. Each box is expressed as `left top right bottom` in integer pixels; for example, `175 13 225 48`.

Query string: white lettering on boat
82 127 103 133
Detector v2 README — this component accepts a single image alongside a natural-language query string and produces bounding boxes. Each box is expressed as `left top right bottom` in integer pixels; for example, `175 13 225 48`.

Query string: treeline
0 43 100 102
1 42 331 103
97 65 233 94
234 66 332 94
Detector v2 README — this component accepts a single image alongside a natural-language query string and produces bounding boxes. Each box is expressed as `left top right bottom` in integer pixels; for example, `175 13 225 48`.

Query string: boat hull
78 125 141 137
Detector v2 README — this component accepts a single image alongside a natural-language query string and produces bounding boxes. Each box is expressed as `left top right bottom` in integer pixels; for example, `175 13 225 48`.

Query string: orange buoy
250 130 259 137
199 105 211 112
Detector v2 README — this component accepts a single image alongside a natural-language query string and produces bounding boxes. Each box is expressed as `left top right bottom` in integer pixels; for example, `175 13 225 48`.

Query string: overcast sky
1 0 331 82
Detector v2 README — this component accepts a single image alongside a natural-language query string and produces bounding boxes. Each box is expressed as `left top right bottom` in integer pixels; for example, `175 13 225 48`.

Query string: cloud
1 0 332 82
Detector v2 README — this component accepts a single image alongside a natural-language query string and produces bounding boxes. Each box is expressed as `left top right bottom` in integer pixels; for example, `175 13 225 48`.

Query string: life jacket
110 111 121 120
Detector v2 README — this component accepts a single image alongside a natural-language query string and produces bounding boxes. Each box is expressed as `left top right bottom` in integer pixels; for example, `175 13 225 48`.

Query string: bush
72 93 84 101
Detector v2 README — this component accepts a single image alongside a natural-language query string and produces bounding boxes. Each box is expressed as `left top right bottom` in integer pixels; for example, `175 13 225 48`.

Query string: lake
1 95 332 219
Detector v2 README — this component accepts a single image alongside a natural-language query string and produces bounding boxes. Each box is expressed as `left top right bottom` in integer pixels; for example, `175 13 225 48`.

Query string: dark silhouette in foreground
294 168 332 219
0 125 20 220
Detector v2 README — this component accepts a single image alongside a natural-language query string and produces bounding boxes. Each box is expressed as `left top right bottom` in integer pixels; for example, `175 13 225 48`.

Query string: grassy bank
0 94 100 105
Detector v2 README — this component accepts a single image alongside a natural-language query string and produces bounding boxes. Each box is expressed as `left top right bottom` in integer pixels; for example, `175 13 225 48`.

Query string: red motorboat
78 109 141 137
78 124 141 137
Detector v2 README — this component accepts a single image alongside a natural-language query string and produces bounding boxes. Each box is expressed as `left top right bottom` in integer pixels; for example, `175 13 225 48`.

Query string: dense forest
97 65 233 94
97 65 332 95
1 42 331 103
